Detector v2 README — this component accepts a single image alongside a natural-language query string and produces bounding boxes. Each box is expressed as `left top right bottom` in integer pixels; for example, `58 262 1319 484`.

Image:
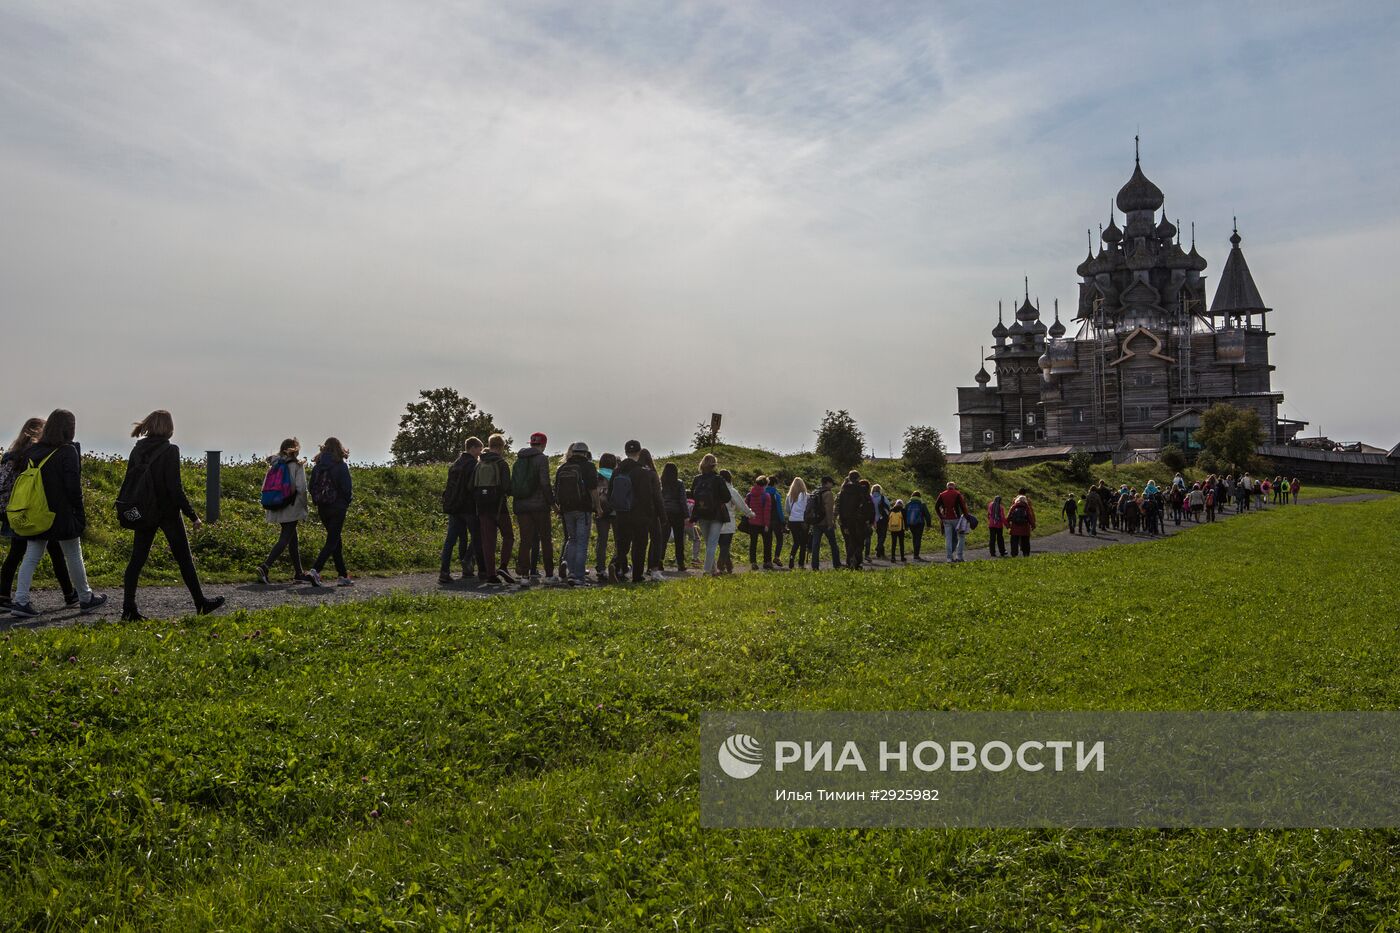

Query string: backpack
691 474 722 520
115 448 165 531
556 461 590 512
887 510 905 533
511 456 539 499
804 488 826 525
609 471 635 513
261 460 297 510
442 458 472 514
470 456 506 507
310 464 339 509
6 451 57 537
1008 502 1030 525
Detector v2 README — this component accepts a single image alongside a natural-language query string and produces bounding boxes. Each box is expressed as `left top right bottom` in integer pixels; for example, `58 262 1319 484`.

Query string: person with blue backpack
608 440 662 583
439 437 483 585
7 409 107 619
1 416 77 613
904 491 932 561
307 437 354 587
256 438 311 586
116 410 225 621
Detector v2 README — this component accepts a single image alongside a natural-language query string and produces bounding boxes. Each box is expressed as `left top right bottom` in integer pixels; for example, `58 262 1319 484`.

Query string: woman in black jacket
8 409 106 619
659 462 689 572
307 437 354 587
1 416 76 611
118 410 225 621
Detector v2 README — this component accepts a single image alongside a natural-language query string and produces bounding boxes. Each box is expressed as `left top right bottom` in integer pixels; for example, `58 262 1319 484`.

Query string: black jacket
836 480 867 525
122 437 197 525
612 458 663 520
661 476 688 516
310 454 353 510
12 442 85 540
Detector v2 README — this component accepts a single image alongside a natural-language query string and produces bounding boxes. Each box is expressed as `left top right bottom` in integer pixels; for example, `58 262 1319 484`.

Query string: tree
390 388 508 465
1194 403 1263 473
693 420 722 450
1066 450 1095 483
902 425 948 488
815 410 866 472
1158 444 1188 473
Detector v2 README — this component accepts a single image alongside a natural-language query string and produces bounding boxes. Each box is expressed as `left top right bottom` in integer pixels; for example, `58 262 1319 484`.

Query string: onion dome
1187 243 1207 272
1007 319 1026 337
1116 157 1164 213
975 365 991 386
1155 213 1177 241
1076 248 1095 277
992 301 1008 340
1015 286 1039 322
1102 216 1123 245
1048 304 1066 338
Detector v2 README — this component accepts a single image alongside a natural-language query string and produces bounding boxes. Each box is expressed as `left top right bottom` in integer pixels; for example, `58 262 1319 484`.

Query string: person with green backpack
513 431 558 585
7 409 107 619
473 434 516 586
1 416 77 612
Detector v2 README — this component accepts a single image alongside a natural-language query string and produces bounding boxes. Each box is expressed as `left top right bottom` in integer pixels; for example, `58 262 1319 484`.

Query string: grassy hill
1 495 1397 928
43 448 1369 588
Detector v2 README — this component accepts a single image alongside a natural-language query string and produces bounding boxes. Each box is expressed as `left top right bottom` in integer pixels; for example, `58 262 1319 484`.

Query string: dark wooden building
956 149 1306 454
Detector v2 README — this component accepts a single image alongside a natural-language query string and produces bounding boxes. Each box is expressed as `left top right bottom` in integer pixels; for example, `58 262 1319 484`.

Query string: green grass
2 496 1398 929
39 447 1366 589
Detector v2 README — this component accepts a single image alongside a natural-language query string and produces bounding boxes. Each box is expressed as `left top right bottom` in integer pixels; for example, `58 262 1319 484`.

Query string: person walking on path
307 437 354 588
887 499 907 562
905 491 932 561
8 409 107 618
688 453 729 576
869 483 891 560
638 449 667 580
986 494 1008 557
658 461 689 572
473 434 516 586
117 410 225 621
807 476 840 570
785 477 810 570
555 442 600 585
717 468 753 575
767 480 787 567
1082 487 1102 537
513 432 559 585
439 438 482 584
836 471 869 570
934 481 970 563
1 417 76 612
593 453 617 581
745 475 775 570
1062 495 1078 534
1006 493 1036 557
1290 477 1301 505
256 438 311 586
609 440 663 582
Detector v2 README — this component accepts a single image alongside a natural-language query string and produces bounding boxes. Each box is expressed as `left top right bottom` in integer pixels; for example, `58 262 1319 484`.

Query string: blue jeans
698 520 724 574
1084 513 1097 536
942 520 964 562
440 513 472 573
563 511 593 581
808 525 840 568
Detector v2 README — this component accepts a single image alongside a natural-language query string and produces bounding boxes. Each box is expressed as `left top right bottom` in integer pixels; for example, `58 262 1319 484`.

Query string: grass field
29 447 1361 588
2 494 1397 929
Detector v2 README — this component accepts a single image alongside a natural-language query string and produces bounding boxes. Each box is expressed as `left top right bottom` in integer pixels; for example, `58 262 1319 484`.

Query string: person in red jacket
745 475 775 570
986 494 1008 558
1006 494 1037 557
934 481 969 563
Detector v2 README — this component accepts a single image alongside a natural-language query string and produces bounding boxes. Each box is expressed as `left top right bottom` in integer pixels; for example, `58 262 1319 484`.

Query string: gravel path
5 493 1385 630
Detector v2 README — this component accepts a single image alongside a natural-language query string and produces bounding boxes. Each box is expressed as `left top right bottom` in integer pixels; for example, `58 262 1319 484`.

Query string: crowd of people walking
0 411 1307 619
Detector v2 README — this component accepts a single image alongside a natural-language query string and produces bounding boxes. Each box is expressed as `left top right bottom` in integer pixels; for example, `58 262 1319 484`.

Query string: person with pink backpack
256 438 311 585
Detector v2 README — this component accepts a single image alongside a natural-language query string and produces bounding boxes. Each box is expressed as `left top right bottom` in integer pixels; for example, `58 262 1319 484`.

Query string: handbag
955 515 971 534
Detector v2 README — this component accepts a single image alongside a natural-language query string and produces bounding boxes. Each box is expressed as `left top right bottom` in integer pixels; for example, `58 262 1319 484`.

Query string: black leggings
787 522 809 568
748 527 773 566
125 517 204 610
263 521 303 574
2 535 74 599
889 530 905 560
988 526 1007 557
664 511 687 568
910 525 925 558
313 507 347 576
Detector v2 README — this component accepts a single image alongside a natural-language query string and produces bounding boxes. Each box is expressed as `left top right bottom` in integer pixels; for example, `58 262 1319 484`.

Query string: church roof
1210 226 1267 314
1116 159 1165 213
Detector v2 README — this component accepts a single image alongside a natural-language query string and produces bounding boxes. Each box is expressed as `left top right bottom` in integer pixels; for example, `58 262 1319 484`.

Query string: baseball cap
624 439 641 455
530 432 548 446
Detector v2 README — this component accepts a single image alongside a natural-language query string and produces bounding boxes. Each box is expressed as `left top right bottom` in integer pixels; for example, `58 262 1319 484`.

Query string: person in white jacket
785 477 810 569
717 468 754 575
257 438 311 585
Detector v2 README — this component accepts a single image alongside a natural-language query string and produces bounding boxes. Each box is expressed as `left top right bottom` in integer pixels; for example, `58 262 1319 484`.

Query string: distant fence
1257 444 1400 491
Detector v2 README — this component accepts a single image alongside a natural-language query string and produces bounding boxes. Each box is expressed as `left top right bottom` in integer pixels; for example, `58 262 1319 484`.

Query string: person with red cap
512 431 559 585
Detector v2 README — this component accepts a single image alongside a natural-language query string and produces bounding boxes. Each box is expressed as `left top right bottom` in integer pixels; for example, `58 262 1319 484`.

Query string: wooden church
955 146 1306 455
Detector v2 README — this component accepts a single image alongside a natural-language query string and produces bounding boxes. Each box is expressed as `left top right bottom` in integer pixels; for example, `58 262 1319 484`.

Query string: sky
2 0 1397 461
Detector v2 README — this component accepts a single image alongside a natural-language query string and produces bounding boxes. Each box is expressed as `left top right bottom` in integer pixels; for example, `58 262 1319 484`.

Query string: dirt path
5 494 1385 630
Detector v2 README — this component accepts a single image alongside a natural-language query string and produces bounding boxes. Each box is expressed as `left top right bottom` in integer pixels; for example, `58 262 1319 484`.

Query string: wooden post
206 451 221 523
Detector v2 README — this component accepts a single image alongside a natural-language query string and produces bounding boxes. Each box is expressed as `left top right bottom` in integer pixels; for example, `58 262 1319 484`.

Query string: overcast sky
3 1 1397 461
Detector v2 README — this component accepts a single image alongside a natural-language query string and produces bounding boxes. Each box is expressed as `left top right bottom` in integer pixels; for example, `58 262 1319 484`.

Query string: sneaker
197 596 226 616
9 601 40 619
337 577 354 587
293 573 315 585
439 571 455 585
307 569 324 588
79 593 108 615
544 575 563 586
256 566 270 586
497 569 519 585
